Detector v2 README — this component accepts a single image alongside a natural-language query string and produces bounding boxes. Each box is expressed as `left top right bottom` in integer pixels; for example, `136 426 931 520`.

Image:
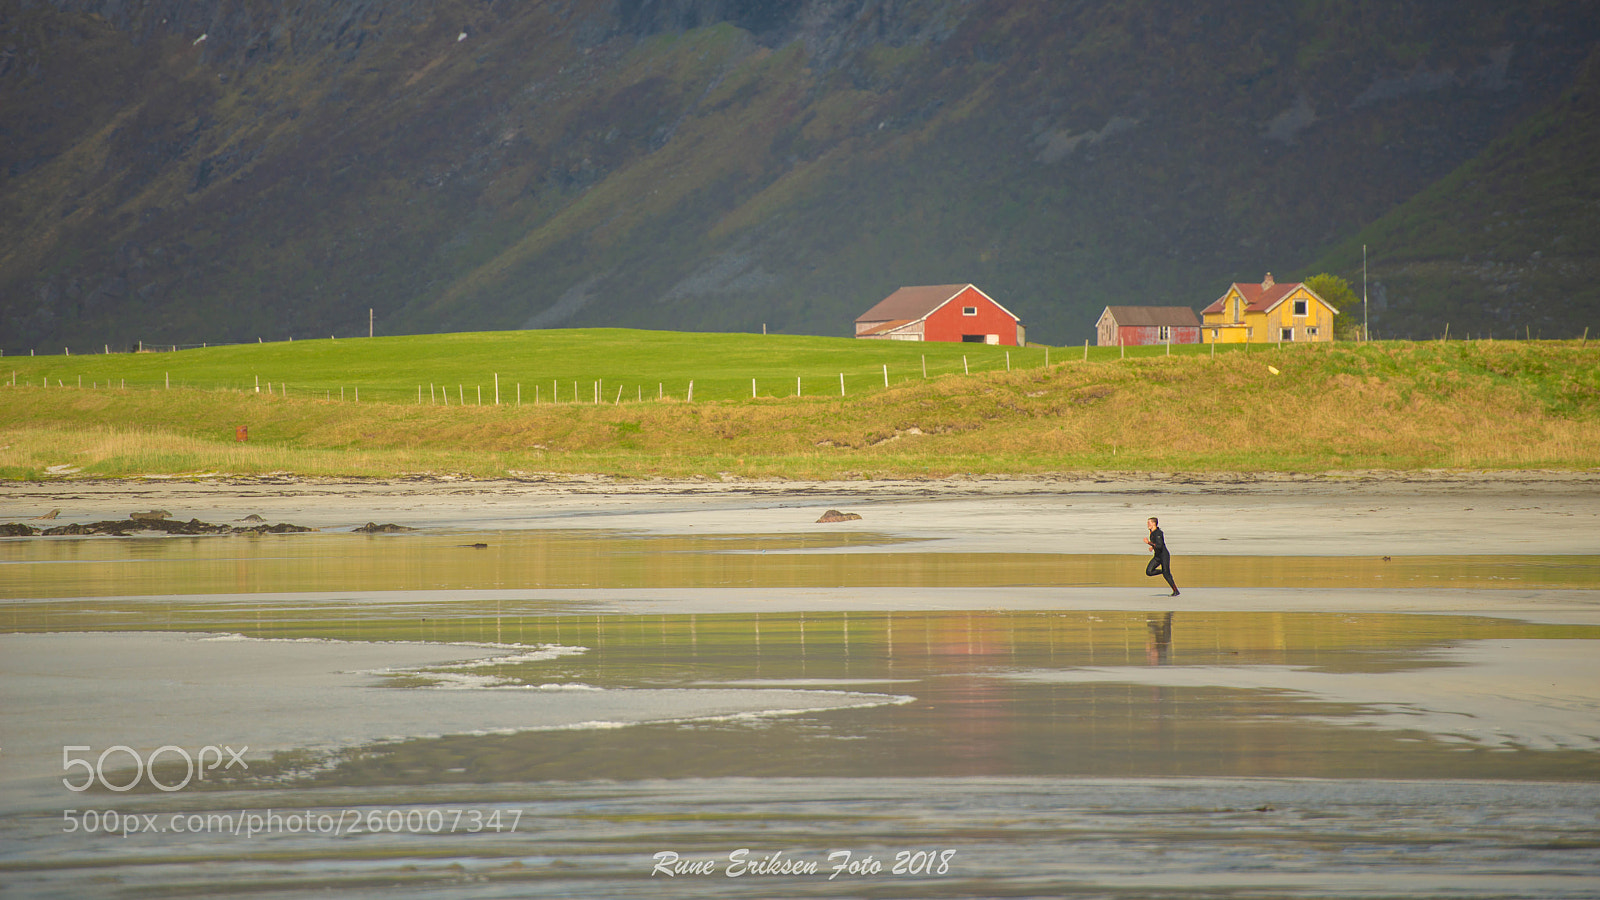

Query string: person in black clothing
1144 517 1179 596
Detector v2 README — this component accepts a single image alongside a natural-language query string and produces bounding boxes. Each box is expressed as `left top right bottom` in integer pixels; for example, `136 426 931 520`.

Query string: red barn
855 284 1023 346
1096 306 1201 346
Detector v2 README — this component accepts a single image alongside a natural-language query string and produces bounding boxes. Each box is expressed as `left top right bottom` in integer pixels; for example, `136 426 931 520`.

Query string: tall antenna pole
1362 244 1368 342
369 308 374 339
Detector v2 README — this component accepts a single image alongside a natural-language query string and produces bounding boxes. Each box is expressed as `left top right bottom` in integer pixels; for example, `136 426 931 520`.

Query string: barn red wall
1116 326 1201 346
922 287 1019 345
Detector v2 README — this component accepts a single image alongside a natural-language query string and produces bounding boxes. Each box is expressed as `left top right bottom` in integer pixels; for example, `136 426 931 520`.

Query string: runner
1144 517 1179 596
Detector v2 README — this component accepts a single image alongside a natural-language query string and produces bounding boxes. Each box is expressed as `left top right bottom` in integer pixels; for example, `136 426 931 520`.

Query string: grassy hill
2 328 1050 403
2 1 1597 351
2 330 1596 479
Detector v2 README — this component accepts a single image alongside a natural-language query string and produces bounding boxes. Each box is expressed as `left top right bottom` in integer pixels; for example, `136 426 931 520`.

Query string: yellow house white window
1293 298 1308 317
1280 327 1294 341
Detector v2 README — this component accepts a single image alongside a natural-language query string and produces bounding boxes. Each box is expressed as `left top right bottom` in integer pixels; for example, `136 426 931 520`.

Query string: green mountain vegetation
2 1 1597 351
1 330 1595 478
1313 46 1600 340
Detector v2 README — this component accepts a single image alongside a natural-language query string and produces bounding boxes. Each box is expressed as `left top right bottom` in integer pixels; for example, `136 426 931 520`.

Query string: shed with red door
854 284 1023 346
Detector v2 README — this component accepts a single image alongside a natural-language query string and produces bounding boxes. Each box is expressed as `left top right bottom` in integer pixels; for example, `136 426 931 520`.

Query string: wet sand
3 474 1598 898
0 631 907 811
17 586 1598 622
4 471 1599 555
1006 639 1600 751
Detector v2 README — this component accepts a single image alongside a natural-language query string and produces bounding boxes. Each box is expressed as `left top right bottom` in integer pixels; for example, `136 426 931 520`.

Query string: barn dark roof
856 284 1019 323
856 285 972 323
1101 306 1200 327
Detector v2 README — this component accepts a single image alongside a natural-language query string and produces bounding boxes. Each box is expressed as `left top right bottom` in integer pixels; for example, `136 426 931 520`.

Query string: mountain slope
1312 46 1600 339
2 0 1596 350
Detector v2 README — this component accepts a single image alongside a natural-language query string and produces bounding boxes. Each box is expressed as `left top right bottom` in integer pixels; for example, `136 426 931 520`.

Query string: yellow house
1201 272 1337 343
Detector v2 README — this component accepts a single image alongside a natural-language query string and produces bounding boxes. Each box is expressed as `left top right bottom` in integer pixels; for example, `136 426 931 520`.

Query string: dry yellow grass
2 340 1596 479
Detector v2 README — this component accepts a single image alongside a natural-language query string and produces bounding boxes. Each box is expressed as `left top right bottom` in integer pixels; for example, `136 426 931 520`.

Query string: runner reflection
1146 612 1174 666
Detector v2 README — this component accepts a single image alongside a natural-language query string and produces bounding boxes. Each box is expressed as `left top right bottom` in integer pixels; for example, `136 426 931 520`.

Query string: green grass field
8 328 1088 403
1 329 1596 479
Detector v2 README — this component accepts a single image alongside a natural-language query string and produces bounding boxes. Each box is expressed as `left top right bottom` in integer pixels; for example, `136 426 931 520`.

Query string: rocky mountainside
3 0 1596 350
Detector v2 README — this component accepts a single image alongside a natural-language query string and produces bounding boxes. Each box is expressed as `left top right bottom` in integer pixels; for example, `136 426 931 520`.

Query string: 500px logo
62 745 248 792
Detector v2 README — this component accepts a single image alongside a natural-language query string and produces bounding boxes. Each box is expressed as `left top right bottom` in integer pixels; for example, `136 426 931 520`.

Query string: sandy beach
3 473 1598 899
5 471 1599 556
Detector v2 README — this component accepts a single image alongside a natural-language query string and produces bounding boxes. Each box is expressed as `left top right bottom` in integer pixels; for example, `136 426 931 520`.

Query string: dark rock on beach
816 509 863 523
354 522 415 533
1 518 316 536
237 522 317 534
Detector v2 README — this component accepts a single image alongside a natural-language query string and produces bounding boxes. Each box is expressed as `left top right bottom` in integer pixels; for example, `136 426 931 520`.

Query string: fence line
12 345 1360 404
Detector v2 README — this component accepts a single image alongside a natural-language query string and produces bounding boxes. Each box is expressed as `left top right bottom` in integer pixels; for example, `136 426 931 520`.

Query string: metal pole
1362 243 1368 342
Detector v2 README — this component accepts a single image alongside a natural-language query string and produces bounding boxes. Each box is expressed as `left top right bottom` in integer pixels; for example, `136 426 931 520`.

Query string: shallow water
2 530 1597 597
6 778 1600 898
2 531 1599 898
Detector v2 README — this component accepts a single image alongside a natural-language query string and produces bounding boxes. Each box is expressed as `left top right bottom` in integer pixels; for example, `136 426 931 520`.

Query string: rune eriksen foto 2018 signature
652 848 957 879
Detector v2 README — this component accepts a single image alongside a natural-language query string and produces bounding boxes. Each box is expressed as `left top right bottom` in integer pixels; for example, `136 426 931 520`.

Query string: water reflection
2 530 1597 597
1146 611 1174 665
9 608 1575 786
4 603 1598 899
